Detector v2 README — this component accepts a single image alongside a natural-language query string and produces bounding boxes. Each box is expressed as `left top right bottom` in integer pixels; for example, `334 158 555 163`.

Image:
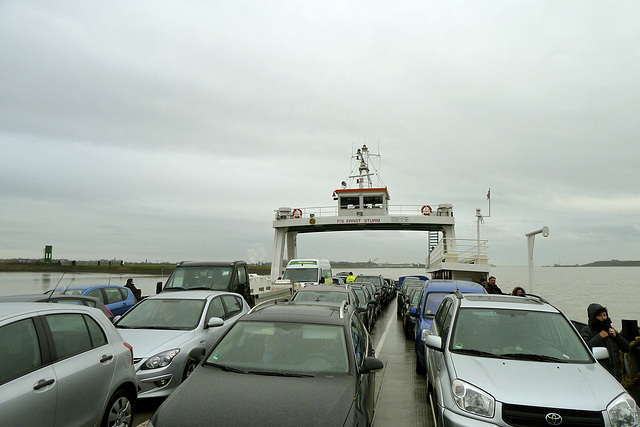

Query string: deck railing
275 205 452 219
427 238 489 267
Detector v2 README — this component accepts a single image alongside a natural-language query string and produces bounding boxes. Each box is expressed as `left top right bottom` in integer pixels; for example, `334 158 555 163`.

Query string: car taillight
124 342 134 365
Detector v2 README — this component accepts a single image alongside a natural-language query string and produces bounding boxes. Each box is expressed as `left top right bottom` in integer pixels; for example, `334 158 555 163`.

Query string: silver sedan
114 290 249 398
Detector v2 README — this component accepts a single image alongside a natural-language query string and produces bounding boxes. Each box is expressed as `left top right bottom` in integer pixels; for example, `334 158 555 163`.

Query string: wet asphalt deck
133 295 434 426
371 299 433 427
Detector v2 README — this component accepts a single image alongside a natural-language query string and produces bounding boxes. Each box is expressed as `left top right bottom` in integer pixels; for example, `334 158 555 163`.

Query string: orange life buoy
292 209 302 219
421 205 432 216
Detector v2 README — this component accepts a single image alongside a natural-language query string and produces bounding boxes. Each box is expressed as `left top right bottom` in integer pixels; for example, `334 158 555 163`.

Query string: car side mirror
189 347 206 364
206 317 225 328
359 357 384 374
425 334 443 352
156 281 163 294
409 307 418 318
591 347 609 360
319 277 325 284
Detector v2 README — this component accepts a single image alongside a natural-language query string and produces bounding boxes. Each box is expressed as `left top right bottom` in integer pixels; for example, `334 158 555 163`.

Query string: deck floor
371 299 433 427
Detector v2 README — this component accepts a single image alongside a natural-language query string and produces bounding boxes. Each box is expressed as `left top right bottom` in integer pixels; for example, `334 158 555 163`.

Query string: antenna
62 276 75 294
46 272 66 300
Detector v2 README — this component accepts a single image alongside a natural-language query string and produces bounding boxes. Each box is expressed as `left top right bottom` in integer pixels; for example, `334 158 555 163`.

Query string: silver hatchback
0 302 138 427
425 293 639 426
114 290 250 398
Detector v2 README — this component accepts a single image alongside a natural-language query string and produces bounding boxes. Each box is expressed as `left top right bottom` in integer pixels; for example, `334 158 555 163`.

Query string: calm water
1 266 638 329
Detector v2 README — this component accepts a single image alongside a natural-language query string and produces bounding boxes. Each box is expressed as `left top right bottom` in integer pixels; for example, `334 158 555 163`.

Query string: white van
280 259 332 289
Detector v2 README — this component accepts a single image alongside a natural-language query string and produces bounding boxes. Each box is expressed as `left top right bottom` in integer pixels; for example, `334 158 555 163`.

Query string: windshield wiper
206 363 247 374
247 370 315 378
453 348 499 358
500 353 564 362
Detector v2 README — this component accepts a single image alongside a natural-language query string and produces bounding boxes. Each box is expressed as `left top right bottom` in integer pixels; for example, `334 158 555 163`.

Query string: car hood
117 329 195 357
156 368 356 425
451 353 623 410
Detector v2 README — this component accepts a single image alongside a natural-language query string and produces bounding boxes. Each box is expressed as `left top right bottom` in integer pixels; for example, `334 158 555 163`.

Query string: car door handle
100 354 114 363
34 378 55 390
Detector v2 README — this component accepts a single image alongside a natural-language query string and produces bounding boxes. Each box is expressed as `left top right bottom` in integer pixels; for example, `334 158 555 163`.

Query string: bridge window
340 196 360 209
363 195 384 209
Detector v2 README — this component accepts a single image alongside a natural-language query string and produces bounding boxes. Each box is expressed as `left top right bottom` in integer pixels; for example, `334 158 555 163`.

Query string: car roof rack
248 297 290 313
521 293 549 304
339 300 349 319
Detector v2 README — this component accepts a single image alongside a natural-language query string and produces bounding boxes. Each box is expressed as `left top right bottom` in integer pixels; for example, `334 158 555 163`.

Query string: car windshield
283 268 318 282
165 266 233 290
116 299 205 330
355 276 381 287
52 288 85 296
422 292 447 317
292 291 348 304
450 308 593 362
205 321 349 376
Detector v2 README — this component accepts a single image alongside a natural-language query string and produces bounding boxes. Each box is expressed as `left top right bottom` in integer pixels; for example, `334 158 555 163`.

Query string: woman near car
580 303 631 382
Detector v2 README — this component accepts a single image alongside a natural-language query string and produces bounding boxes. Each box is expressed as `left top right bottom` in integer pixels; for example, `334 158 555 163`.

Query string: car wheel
101 389 134 427
182 359 197 381
416 356 425 375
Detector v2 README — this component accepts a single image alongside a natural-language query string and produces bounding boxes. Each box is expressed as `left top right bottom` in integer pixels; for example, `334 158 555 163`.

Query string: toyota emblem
545 412 563 425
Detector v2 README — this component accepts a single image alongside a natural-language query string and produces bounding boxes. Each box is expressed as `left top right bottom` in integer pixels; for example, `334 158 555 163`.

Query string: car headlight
607 392 639 427
142 348 180 370
452 379 495 418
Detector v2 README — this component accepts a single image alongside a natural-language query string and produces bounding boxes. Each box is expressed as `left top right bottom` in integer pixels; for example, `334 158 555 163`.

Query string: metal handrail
275 204 453 219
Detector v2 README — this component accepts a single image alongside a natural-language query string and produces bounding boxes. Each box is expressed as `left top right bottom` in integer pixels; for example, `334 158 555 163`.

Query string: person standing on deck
580 303 631 382
483 276 503 294
346 272 356 283
125 278 142 301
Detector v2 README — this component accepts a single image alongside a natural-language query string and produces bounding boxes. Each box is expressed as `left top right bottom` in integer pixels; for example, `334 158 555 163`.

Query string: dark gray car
147 301 383 426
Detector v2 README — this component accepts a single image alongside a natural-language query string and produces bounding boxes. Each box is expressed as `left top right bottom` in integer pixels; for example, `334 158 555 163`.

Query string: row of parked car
0 273 394 426
396 276 640 426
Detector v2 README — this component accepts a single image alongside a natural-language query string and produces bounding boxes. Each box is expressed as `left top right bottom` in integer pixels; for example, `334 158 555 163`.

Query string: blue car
52 285 137 316
410 279 486 374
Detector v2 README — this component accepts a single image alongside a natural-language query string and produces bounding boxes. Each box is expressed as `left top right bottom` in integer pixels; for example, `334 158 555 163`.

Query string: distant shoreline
553 260 640 267
0 262 270 276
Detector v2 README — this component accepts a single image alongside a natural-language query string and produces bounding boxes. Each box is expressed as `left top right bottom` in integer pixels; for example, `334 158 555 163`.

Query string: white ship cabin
333 187 390 216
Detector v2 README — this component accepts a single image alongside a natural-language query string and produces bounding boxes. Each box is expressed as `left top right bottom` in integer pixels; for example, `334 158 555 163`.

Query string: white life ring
421 205 432 216
292 209 302 219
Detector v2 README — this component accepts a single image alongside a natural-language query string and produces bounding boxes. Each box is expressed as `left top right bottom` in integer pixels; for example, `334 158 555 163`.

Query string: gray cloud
2 1 640 266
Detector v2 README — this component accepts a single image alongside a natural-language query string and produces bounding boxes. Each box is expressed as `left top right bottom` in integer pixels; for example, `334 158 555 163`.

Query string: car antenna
45 272 66 301
61 276 76 294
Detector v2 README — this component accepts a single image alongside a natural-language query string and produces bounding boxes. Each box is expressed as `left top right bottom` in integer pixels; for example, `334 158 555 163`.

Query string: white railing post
526 226 549 294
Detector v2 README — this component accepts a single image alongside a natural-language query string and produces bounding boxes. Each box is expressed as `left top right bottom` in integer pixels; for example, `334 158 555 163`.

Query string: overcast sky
2 1 640 267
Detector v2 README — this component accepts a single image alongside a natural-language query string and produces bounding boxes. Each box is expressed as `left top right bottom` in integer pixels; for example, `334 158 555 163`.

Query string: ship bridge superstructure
270 145 489 282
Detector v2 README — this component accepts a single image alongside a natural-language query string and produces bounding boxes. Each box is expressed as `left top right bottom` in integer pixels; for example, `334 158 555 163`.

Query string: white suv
425 293 639 426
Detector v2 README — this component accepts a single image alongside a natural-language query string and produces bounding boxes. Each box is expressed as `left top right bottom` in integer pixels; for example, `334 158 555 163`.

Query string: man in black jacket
580 303 631 382
125 278 142 301
483 276 503 294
